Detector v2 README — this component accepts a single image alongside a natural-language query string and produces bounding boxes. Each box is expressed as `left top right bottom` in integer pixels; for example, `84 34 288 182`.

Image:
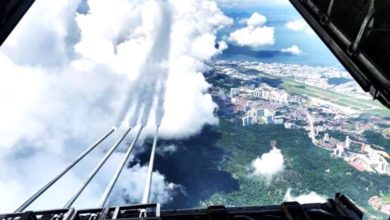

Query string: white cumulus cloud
229 12 275 49
283 188 327 204
156 144 178 156
251 147 284 181
109 163 178 205
246 12 267 27
217 0 289 8
281 45 302 55
285 19 314 35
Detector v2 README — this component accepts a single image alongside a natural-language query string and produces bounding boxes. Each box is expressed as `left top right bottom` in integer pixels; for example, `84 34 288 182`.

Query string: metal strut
15 128 117 212
139 127 160 218
98 126 145 208
141 126 159 204
64 127 132 208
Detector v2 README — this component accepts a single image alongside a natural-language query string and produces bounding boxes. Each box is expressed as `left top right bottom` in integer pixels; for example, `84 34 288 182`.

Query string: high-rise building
323 133 330 142
230 88 239 97
249 108 265 118
264 108 275 117
253 88 262 98
274 118 284 124
376 160 390 175
284 122 292 129
264 91 270 100
242 116 253 127
277 93 289 104
345 136 351 149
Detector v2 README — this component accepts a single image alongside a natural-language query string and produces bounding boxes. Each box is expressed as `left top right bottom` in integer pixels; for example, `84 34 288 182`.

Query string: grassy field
383 194 390 203
282 81 387 114
233 66 389 117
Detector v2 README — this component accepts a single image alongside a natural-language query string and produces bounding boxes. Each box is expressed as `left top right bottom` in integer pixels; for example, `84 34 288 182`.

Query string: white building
249 108 265 118
333 144 345 157
230 88 239 97
262 116 274 124
252 86 288 104
264 108 275 117
262 90 270 99
253 88 262 98
274 118 284 124
284 122 292 129
375 160 390 175
323 133 330 142
277 93 289 104
242 116 253 127
369 150 381 163
345 136 351 149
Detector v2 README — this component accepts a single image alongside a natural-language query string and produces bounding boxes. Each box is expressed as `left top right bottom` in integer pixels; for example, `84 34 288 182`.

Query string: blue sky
217 1 342 67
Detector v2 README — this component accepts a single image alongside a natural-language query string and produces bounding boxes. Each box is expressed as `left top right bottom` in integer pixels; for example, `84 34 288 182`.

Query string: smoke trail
152 0 171 127
114 85 135 128
115 0 171 128
155 81 167 127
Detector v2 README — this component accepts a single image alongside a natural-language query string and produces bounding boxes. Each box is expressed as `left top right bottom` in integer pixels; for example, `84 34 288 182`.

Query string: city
208 60 390 216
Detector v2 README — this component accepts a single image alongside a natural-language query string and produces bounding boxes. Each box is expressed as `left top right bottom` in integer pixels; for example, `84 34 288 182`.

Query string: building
263 116 274 124
242 116 253 127
277 93 288 104
274 118 284 124
376 160 390 174
369 150 381 163
249 108 264 118
284 122 292 129
252 88 262 98
350 157 369 172
264 108 275 117
230 88 239 97
323 133 330 142
345 136 350 149
262 90 270 100
252 85 288 104
333 144 344 157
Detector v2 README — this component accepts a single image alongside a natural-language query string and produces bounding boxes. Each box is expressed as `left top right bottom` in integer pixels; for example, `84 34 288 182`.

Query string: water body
327 77 352 85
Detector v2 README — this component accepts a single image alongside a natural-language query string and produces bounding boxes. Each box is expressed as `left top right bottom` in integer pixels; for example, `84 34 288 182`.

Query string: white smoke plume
283 188 327 204
76 0 233 136
251 142 285 182
0 0 231 212
113 0 172 128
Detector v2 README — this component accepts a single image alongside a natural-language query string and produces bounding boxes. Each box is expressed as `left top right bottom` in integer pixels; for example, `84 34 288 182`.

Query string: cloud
281 45 302 55
229 12 275 49
285 19 314 35
156 144 178 156
0 0 231 212
217 0 289 8
283 188 327 204
251 146 284 181
246 12 267 27
109 163 178 205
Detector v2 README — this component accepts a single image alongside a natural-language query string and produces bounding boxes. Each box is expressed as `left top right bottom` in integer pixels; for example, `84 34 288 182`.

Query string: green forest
201 119 390 218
